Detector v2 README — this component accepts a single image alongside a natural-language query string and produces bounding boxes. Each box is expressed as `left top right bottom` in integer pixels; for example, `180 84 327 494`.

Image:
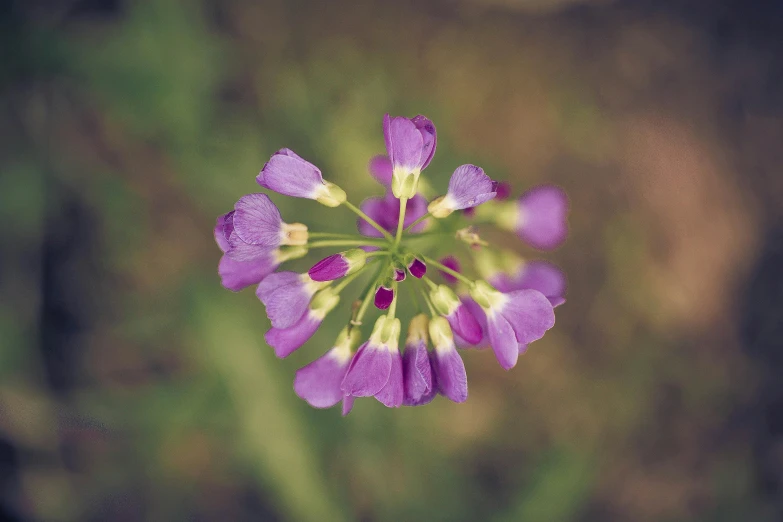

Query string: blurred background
2 0 783 520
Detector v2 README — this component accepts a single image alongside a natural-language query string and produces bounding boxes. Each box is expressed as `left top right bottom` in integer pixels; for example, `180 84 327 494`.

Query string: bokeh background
2 0 783 520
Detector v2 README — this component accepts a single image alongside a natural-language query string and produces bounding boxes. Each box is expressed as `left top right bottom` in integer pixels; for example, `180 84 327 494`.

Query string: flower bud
374 285 394 310
429 285 461 317
404 254 426 279
308 249 366 282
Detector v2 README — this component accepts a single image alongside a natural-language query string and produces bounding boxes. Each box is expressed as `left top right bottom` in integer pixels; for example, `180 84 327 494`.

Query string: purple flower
357 192 428 237
257 148 346 207
430 285 483 345
402 315 435 406
470 282 555 370
515 185 569 250
428 165 497 218
294 327 359 413
490 260 567 307
264 288 340 358
394 268 406 282
368 155 393 185
384 114 437 198
341 315 404 408
215 213 306 291
438 256 461 284
308 249 367 282
224 194 309 261
429 317 468 403
407 257 426 279
256 272 325 329
375 285 394 310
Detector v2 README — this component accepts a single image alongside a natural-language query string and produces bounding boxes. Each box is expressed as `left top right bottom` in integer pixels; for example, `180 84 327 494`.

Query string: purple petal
374 350 403 407
487 313 519 370
341 343 392 397
438 256 461 284
446 303 483 345
411 115 437 170
384 115 425 170
357 196 387 238
256 272 312 329
402 340 433 406
549 297 566 307
394 269 406 282
432 345 468 403
309 254 349 282
368 155 393 185
232 193 283 246
257 148 325 199
214 213 232 253
404 193 429 232
294 348 350 409
374 286 394 310
458 297 487 347
488 273 515 293
501 289 556 346
218 253 277 292
514 261 567 303
264 312 321 358
446 165 497 209
341 395 355 416
517 185 569 250
408 258 426 279
226 233 276 262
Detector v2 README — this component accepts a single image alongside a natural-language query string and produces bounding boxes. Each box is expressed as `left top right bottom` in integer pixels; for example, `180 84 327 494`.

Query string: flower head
216 112 567 415
258 148 346 207
384 114 437 198
428 165 497 218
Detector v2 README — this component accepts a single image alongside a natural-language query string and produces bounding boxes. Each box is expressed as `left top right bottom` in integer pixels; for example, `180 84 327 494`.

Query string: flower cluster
214 114 568 414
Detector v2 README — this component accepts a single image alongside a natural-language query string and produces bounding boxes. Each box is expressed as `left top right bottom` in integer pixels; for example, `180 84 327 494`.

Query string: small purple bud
408 258 426 279
438 256 461 284
394 268 406 282
495 181 512 200
309 254 349 282
374 286 394 310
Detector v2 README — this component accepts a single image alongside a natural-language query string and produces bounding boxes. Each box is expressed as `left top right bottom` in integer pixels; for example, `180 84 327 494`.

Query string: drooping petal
374 349 403 407
341 343 393 397
517 185 569 250
487 312 519 370
218 253 277 292
432 345 468 403
384 115 424 171
368 155 393 185
264 312 322 358
446 303 483 345
501 289 555 346
257 148 325 199
402 339 433 406
445 164 497 210
294 347 351 409
232 193 283 246
256 272 313 329
341 395 355 416
411 115 437 170
457 297 487 347
438 256 461 284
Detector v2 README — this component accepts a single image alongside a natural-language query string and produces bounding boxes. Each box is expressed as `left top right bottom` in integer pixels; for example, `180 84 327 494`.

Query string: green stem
414 278 437 317
404 212 431 233
309 232 368 239
394 197 408 249
365 250 390 259
332 260 376 293
352 262 387 327
308 239 386 249
421 275 438 291
387 281 398 319
422 255 475 287
343 200 394 241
